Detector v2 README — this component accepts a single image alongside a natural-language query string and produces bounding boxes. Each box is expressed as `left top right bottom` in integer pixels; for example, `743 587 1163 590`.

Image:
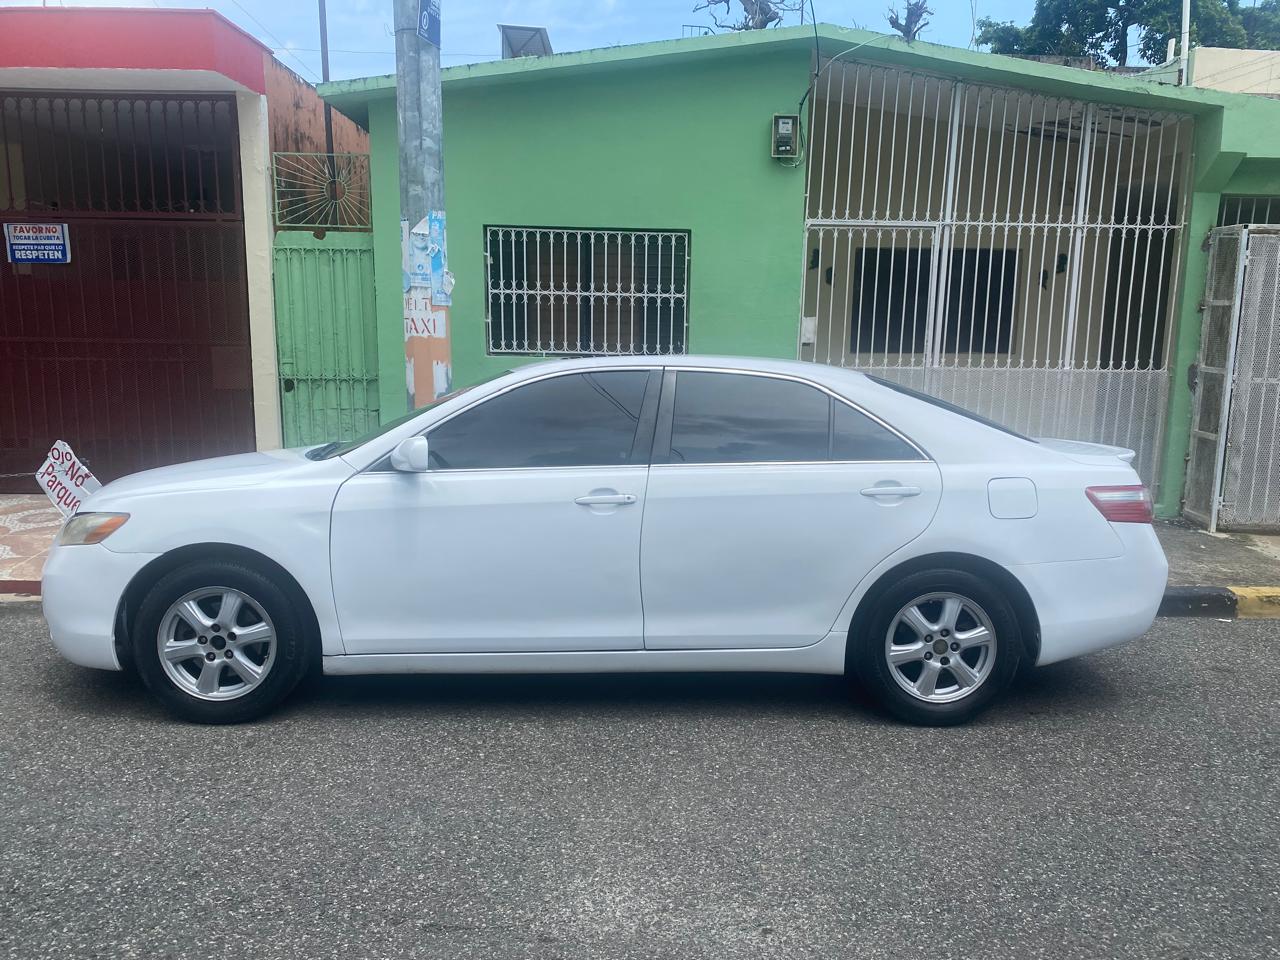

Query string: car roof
500 354 872 389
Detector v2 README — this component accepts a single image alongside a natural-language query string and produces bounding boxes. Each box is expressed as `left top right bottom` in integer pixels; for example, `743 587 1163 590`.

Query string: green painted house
313 24 1280 519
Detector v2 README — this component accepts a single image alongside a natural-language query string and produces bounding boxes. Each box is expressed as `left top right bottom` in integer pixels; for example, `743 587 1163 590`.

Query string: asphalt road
1 603 1276 960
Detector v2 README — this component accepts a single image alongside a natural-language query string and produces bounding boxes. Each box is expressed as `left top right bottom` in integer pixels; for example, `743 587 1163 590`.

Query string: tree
693 0 805 30
1242 0 1280 48
976 0 1280 68
887 1 932 42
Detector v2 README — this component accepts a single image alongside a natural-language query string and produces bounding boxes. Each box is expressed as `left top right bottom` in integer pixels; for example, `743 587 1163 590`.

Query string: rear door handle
860 485 922 498
574 494 637 506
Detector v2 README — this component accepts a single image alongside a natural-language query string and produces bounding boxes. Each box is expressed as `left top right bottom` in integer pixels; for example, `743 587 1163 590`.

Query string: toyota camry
43 356 1167 725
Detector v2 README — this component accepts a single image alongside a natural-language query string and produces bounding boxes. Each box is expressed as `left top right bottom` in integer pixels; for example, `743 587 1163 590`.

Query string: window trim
367 367 664 474
651 367 930 466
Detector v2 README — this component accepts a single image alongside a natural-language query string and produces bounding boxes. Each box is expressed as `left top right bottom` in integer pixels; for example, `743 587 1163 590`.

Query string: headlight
57 512 130 546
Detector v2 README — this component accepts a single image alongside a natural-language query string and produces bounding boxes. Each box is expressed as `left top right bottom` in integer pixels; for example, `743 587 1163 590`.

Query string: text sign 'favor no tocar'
4 223 70 264
36 441 101 517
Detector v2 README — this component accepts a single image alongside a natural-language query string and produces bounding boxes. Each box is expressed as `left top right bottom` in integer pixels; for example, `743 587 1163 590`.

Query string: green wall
366 48 811 421
367 96 407 422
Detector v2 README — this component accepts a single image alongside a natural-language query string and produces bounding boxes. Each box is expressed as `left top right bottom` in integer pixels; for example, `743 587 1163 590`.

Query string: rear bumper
42 542 157 671
1011 523 1168 666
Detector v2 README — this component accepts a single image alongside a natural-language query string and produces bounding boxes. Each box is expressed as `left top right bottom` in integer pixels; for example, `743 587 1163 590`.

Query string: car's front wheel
133 561 313 723
852 569 1022 725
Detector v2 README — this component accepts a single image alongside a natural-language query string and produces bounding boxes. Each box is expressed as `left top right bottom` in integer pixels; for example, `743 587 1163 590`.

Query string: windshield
865 374 1037 443
306 375 504 460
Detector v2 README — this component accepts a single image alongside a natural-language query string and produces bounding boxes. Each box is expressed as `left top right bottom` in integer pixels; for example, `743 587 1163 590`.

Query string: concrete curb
1159 585 1280 619
0 580 40 598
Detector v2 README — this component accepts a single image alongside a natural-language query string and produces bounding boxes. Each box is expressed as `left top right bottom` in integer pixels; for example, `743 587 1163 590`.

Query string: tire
132 561 314 723
851 568 1022 726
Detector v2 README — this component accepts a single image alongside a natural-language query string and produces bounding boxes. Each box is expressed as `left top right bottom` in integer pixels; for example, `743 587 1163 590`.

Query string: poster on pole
402 212 452 407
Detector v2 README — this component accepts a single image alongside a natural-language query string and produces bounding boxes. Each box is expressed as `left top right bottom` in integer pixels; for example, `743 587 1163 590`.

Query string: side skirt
323 631 848 676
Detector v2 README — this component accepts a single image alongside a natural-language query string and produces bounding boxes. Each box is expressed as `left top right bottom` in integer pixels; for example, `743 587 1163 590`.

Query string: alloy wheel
157 587 277 701
884 591 997 704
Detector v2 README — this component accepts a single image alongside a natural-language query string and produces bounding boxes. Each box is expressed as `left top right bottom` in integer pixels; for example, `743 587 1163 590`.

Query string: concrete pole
1180 0 1192 85
393 0 451 409
318 0 334 155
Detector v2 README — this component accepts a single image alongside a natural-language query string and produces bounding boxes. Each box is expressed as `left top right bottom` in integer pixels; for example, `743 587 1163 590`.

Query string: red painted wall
0 7 269 94
266 59 369 156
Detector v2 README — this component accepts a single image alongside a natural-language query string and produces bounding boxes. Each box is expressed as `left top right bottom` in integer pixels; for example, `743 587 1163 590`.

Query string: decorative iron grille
798 59 1195 491
272 152 370 230
485 226 690 355
1218 195 1280 226
1 93 240 218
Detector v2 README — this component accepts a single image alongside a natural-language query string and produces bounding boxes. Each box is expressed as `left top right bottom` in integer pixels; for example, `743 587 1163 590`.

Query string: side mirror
389 435 431 472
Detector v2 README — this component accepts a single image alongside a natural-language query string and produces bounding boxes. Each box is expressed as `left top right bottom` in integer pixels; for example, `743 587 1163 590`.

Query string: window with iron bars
485 226 689 355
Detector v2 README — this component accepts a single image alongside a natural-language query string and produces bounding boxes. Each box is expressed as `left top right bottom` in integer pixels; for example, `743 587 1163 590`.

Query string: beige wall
236 90 283 450
1192 47 1280 96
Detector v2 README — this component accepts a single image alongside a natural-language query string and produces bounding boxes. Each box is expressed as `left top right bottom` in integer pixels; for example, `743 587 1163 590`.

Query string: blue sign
417 0 440 47
4 223 70 264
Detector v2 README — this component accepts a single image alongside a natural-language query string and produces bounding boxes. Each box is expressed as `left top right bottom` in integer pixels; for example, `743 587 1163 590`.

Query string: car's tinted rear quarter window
831 401 921 461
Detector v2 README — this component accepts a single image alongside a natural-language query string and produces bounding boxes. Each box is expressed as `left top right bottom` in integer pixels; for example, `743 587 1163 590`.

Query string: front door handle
860 485 922 498
574 493 637 506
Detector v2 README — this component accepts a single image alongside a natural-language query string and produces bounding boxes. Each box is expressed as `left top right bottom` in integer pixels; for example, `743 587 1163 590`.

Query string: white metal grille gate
799 60 1193 491
1185 226 1280 531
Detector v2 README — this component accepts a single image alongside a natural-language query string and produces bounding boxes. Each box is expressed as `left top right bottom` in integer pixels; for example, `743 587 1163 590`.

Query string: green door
273 231 380 447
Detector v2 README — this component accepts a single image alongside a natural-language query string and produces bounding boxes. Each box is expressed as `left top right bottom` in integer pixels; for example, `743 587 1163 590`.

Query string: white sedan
43 356 1167 725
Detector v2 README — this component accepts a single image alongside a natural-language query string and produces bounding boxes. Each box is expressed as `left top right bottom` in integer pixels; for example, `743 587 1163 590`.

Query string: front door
330 368 659 654
640 369 942 650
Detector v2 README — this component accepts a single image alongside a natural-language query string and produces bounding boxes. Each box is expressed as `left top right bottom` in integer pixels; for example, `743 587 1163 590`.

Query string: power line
223 0 322 81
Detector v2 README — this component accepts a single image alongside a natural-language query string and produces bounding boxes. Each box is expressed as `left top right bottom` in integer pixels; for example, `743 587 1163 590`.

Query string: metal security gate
1185 225 1280 531
800 60 1193 491
0 92 254 490
272 231 379 447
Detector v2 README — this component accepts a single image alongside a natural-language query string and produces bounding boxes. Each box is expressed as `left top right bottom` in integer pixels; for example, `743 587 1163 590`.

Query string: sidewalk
1155 518 1280 618
0 496 62 596
1157 518 1280 587
2 494 1278 612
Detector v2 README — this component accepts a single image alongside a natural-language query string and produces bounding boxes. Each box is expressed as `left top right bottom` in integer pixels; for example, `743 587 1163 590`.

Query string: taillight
1086 484 1153 523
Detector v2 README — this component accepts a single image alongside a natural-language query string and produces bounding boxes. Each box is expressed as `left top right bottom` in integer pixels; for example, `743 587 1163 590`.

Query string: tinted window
832 401 920 461
427 371 649 469
668 372 829 463
865 374 1035 442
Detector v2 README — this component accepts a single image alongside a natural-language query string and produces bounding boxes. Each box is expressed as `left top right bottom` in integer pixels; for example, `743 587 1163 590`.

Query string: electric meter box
772 114 799 158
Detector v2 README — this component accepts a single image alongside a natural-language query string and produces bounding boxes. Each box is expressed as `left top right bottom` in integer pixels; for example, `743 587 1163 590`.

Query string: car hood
86 447 320 504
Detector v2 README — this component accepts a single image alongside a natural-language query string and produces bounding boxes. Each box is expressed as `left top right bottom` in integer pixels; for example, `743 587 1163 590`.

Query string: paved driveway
1 603 1275 960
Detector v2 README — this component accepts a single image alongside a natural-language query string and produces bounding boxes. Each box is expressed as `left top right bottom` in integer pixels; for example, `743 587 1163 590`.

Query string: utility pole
394 0 451 409
1180 0 1191 85
318 0 334 155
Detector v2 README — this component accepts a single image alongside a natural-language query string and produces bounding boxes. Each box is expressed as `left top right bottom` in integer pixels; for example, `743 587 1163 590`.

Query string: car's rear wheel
852 569 1021 726
133 561 313 723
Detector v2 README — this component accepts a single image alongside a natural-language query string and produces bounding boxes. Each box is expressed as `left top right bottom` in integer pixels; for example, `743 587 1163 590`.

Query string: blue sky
1 1 1036 82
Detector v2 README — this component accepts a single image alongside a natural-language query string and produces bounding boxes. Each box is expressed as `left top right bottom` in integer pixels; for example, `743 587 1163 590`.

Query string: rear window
865 374 1037 443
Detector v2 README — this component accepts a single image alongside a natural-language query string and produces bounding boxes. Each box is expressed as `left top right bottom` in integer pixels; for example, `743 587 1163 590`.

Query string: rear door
639 369 941 650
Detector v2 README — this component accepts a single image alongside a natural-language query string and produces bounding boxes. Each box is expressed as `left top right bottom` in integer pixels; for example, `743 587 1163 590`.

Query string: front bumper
1011 522 1168 666
42 542 158 671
